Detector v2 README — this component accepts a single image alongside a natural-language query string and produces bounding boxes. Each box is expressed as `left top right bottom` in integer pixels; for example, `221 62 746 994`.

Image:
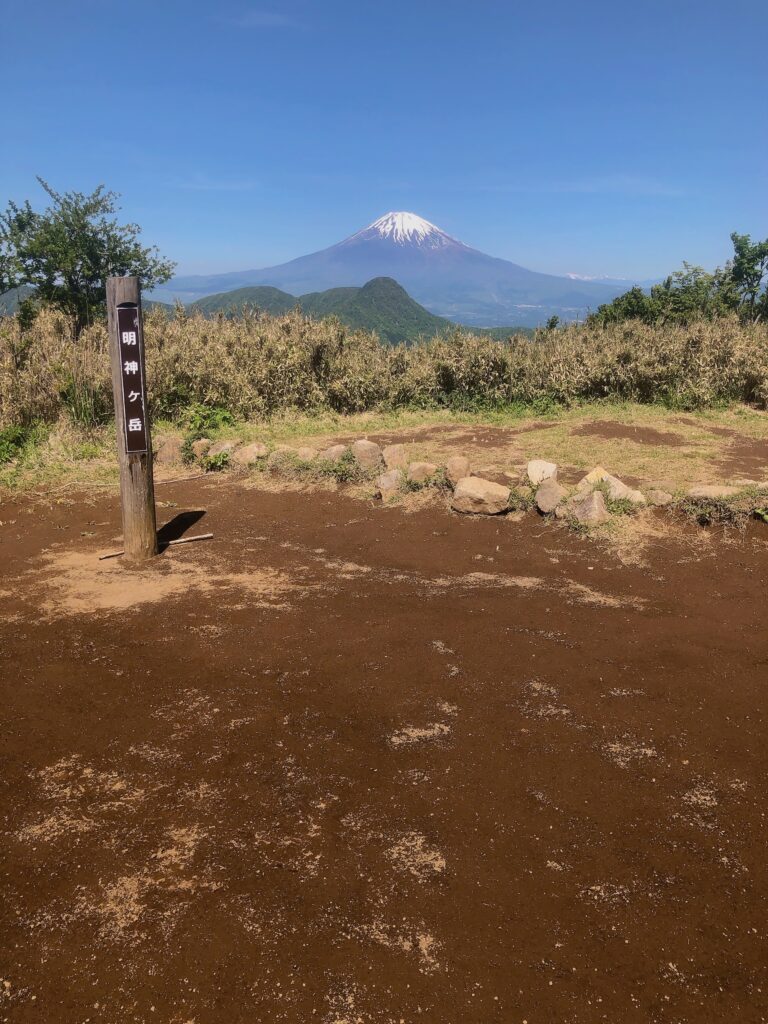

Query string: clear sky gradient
3 0 766 279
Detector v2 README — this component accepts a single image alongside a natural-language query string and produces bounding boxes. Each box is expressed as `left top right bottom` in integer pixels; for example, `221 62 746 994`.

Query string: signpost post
107 276 158 561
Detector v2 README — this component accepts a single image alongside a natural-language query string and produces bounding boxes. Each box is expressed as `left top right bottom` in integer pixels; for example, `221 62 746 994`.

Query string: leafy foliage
0 179 175 335
0 424 30 464
589 234 768 326
184 403 234 438
203 450 231 472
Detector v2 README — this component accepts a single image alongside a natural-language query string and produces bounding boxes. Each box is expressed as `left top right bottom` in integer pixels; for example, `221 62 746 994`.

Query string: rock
572 466 646 503
295 446 317 462
375 469 401 501
407 461 438 485
603 473 646 505
207 439 237 459
535 477 568 514
687 484 741 499
267 445 300 469
155 435 184 465
451 477 511 515
570 490 610 525
575 465 609 491
231 442 268 466
527 459 557 486
319 444 348 463
191 437 212 460
383 444 408 471
351 439 383 471
646 488 674 507
445 456 471 488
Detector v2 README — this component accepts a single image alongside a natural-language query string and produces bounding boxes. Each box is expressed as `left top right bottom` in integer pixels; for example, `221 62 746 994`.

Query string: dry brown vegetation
2 307 768 431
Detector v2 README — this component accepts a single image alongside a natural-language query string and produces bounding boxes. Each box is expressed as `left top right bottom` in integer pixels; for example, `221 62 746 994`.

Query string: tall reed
1 306 766 429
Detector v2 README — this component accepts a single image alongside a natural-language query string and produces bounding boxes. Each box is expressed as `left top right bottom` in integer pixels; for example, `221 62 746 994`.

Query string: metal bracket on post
107 276 158 561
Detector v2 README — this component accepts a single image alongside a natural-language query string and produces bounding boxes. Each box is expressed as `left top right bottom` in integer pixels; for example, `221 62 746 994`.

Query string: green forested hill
302 278 452 343
188 276 531 343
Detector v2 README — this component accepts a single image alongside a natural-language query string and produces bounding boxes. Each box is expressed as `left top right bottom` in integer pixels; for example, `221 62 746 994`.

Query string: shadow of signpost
157 510 207 552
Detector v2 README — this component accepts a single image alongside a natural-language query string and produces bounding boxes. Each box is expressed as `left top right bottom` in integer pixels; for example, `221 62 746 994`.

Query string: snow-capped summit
348 211 462 250
157 211 637 328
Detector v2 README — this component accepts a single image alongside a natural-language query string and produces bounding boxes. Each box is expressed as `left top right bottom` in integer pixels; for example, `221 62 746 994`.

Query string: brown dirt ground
714 438 768 481
1 477 768 1023
570 421 688 447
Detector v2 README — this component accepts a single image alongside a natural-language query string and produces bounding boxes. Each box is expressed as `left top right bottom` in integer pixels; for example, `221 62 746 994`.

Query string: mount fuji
153 212 635 327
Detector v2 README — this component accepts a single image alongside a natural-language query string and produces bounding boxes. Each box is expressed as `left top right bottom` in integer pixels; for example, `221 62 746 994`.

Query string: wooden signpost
107 276 158 561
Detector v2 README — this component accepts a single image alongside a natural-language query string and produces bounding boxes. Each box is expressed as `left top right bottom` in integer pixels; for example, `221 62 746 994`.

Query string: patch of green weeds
0 423 51 471
317 452 370 483
69 439 103 460
203 450 231 473
181 436 198 465
0 425 32 465
402 467 447 493
264 447 369 484
605 496 640 517
185 403 233 437
508 486 535 512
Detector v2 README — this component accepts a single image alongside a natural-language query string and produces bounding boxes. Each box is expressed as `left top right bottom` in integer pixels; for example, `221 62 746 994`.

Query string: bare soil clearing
570 420 688 447
1 475 768 1023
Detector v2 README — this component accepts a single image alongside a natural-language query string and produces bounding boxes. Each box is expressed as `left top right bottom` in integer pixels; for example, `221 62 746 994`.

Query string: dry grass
3 307 768 431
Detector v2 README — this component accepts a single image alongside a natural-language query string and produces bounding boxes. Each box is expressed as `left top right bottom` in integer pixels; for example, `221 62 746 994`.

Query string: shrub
185 402 234 438
1 306 767 432
203 450 231 473
0 425 29 464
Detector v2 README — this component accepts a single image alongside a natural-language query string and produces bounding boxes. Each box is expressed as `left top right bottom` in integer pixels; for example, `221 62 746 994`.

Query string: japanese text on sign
116 304 148 453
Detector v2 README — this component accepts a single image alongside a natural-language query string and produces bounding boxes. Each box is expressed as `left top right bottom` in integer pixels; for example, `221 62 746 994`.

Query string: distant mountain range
150 211 642 327
188 276 528 343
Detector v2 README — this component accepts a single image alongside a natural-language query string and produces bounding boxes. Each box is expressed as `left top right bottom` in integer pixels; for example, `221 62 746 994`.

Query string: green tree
0 178 175 335
588 233 768 327
650 263 736 322
588 285 656 326
729 232 768 320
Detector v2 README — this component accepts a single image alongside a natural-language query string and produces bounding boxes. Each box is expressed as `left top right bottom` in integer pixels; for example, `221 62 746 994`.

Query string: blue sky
3 0 766 278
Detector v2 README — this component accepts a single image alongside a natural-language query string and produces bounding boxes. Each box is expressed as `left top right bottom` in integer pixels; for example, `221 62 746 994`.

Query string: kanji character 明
122 331 137 346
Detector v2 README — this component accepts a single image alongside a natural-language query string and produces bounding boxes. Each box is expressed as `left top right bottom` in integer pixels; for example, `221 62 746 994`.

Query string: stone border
155 435 768 530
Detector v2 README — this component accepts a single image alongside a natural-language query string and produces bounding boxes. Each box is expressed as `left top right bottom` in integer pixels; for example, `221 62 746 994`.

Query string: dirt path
1 479 767 1023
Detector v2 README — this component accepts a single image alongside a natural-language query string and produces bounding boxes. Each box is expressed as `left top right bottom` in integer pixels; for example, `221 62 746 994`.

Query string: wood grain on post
107 276 158 561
